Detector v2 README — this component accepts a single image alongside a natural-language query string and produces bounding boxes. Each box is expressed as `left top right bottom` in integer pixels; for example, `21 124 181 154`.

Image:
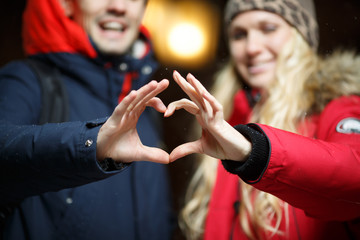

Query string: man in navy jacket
0 0 173 239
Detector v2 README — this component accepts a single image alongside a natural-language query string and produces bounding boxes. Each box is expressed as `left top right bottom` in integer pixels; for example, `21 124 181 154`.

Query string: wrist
97 158 130 171
222 124 270 183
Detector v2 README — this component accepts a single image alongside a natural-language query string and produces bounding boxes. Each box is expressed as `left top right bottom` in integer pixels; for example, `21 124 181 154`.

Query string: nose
107 0 126 14
245 31 262 56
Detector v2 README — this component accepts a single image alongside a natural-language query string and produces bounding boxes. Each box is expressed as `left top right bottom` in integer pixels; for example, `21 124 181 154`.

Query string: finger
109 80 159 124
173 71 204 111
111 90 138 123
186 73 208 111
164 99 199 117
147 97 167 113
133 79 169 112
187 73 223 115
187 73 210 95
169 140 203 162
140 146 170 164
126 81 158 113
173 70 196 96
202 90 223 113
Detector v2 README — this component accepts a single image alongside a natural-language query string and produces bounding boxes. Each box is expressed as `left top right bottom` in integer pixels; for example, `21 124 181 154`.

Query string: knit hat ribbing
224 0 319 51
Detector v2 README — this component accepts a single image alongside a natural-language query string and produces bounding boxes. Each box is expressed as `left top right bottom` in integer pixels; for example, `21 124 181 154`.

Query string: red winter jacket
204 90 360 240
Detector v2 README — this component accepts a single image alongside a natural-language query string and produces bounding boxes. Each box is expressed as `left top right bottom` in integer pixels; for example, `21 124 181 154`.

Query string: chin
101 48 127 56
97 43 129 56
247 76 273 89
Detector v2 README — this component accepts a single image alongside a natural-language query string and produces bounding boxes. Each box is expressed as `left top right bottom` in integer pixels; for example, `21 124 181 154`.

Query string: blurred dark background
1 1 360 239
2 0 360 66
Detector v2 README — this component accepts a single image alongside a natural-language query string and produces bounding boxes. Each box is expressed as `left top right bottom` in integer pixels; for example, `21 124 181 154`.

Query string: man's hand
96 80 170 164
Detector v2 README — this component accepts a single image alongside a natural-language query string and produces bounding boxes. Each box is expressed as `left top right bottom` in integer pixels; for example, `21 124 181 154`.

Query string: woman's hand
165 71 251 162
96 80 170 164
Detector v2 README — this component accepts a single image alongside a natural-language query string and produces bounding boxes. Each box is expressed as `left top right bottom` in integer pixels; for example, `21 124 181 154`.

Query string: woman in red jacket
165 0 360 239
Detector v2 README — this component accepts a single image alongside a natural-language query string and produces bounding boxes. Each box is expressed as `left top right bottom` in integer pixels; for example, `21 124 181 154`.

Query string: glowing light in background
168 23 205 58
142 0 219 69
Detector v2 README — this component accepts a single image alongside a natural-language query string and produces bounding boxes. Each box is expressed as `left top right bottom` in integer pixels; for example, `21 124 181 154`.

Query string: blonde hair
180 28 318 239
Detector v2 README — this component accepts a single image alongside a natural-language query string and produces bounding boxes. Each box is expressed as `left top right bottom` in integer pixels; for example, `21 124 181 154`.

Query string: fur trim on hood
307 50 360 113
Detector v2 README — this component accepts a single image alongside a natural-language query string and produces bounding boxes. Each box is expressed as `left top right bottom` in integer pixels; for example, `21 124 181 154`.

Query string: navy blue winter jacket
0 46 173 239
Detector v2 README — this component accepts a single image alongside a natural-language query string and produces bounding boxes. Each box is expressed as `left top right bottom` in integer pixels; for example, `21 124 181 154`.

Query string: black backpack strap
25 58 69 124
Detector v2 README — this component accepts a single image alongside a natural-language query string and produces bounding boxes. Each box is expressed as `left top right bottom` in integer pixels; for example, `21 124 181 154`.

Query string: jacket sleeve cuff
221 124 270 183
97 158 131 172
85 118 131 173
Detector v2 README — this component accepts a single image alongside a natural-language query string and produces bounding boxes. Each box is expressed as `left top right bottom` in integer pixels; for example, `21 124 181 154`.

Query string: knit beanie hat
224 0 319 51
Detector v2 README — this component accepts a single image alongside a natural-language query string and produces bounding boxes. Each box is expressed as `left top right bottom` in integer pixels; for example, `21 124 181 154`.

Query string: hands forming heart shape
96 71 251 164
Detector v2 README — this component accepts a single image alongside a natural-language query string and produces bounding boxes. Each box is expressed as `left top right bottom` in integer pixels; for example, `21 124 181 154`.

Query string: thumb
169 140 202 162
140 146 170 164
147 97 167 113
164 99 199 117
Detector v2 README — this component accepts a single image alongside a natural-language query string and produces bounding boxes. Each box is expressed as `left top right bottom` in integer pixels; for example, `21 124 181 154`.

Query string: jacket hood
308 50 360 113
22 0 97 58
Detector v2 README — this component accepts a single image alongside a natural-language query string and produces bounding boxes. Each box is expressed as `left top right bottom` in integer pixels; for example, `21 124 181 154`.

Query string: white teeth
102 22 124 31
249 62 271 69
250 62 266 67
248 61 275 74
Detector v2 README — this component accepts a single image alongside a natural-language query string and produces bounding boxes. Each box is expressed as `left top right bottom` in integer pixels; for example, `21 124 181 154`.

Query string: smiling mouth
100 22 125 32
248 61 274 74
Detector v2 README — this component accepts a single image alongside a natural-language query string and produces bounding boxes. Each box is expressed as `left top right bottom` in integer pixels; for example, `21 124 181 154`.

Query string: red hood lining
22 0 152 59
